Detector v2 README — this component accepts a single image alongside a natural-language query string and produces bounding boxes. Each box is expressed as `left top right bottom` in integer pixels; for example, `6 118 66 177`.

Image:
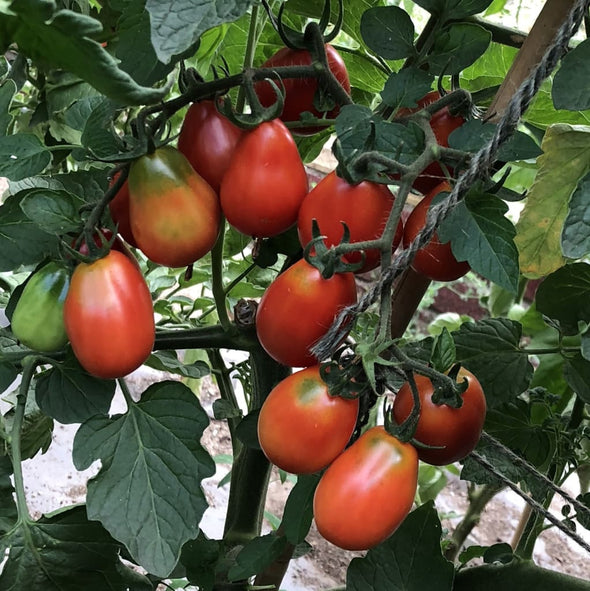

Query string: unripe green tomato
11 262 70 352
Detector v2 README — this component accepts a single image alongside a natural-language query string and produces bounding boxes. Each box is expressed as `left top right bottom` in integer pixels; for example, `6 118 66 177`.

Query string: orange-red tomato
313 426 418 550
177 100 243 193
63 250 155 379
220 119 309 238
297 171 403 273
257 365 359 474
255 259 357 368
128 146 221 267
392 368 486 465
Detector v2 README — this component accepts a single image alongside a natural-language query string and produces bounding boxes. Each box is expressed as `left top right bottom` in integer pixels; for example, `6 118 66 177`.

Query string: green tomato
11 262 71 352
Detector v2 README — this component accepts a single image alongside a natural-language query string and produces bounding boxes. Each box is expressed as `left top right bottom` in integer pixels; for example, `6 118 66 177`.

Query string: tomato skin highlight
64 250 155 379
392 368 487 465
11 262 70 352
256 259 357 368
128 146 221 268
177 100 243 193
297 171 403 273
255 44 351 135
108 176 138 248
313 425 418 550
402 181 470 282
257 365 359 474
220 119 309 238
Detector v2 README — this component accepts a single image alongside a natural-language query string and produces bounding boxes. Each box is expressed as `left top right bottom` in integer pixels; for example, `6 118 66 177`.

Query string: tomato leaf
413 0 495 19
281 473 321 545
0 134 51 181
72 381 215 577
438 191 519 293
515 124 590 278
360 6 416 61
35 353 116 424
453 318 533 407
563 353 590 404
561 172 590 259
80 98 127 159
0 505 152 590
145 350 210 379
535 263 590 335
0 457 16 538
425 23 491 76
227 533 288 582
381 67 434 110
346 501 454 591
145 0 254 64
19 189 85 235
180 531 221 591
0 194 58 272
552 38 590 111
430 327 456 373
0 362 18 396
0 79 16 135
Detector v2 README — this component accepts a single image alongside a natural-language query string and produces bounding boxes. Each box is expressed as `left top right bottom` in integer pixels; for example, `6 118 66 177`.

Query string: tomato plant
177 100 244 193
255 44 351 135
313 425 419 550
297 170 403 273
128 145 221 267
10 262 70 352
403 181 471 281
255 258 357 367
393 368 487 465
257 365 359 474
63 250 155 379
220 118 309 237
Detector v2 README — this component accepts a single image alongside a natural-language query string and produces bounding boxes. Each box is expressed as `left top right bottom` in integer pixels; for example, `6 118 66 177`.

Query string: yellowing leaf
515 124 590 278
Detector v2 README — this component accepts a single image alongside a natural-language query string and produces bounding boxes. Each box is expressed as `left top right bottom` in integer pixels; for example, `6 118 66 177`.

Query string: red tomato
177 100 244 193
128 146 221 268
257 365 359 474
75 228 139 269
402 181 470 282
297 171 403 273
392 368 486 465
108 176 138 248
313 426 418 550
255 44 351 135
399 91 465 195
220 119 309 238
63 250 155 379
255 259 357 367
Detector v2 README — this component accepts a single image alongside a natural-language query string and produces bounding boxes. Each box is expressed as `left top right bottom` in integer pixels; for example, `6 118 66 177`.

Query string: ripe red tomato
64 250 155 379
220 119 309 238
393 368 486 465
402 181 470 282
255 44 351 135
313 425 418 550
255 258 357 367
257 365 359 474
177 100 244 193
128 146 221 268
399 91 465 195
108 176 138 248
297 171 403 273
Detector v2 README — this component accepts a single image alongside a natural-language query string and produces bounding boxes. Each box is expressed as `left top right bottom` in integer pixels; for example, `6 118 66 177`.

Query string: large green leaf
6 3 166 105
360 6 416 61
381 67 434 110
145 0 254 64
562 172 590 259
346 502 454 591
0 79 16 136
0 134 51 180
72 380 215 577
228 533 288 582
552 38 590 112
0 456 17 536
19 189 85 235
515 124 590 278
438 191 519 293
413 0 494 19
0 505 152 590
281 473 320 545
453 318 533 407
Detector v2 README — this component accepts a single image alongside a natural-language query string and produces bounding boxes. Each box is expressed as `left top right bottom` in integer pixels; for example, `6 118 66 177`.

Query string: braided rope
312 0 590 361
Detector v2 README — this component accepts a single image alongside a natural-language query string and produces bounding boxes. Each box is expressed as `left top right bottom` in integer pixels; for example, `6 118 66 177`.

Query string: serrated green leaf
19 189 85 235
346 501 454 591
552 38 590 111
563 353 590 404
360 6 416 61
438 192 519 293
228 533 288 582
453 318 533 406
35 354 116 424
431 327 456 372
145 0 254 64
515 124 590 278
413 0 494 19
145 350 210 379
0 134 51 180
425 23 491 76
562 172 590 259
80 98 126 159
282 473 320 545
381 67 434 110
72 380 215 577
0 505 152 590
535 263 590 335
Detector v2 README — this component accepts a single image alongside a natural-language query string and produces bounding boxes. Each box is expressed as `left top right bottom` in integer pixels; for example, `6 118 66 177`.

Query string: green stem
11 357 38 522
224 262 257 296
524 346 580 355
236 4 262 113
46 144 81 152
154 324 257 351
210 224 231 331
118 378 135 407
